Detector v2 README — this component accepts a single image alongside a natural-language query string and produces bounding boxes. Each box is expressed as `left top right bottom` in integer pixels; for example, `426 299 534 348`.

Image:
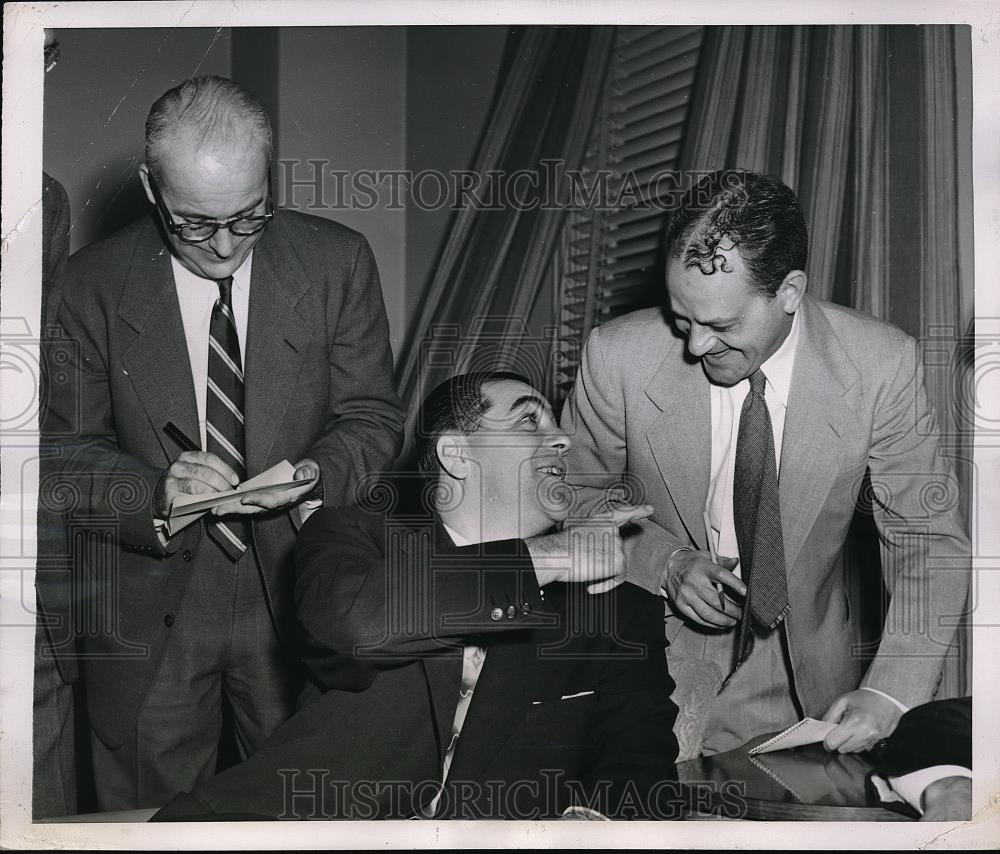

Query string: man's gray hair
145 75 272 181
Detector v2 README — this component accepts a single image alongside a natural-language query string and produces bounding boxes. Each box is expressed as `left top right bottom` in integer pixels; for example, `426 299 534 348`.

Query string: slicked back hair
415 371 534 476
664 169 808 297
145 75 272 183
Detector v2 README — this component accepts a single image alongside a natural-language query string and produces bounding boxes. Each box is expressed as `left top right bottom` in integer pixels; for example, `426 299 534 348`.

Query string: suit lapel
243 214 313 474
445 636 551 785
779 296 860 571
118 219 199 460
644 342 712 548
421 521 476 760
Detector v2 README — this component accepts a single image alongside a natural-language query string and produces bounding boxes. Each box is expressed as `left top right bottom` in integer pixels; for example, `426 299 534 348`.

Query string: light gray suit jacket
41 209 404 749
561 295 970 715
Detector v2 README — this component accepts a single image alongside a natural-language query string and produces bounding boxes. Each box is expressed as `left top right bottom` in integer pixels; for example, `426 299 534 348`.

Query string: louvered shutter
554 26 703 398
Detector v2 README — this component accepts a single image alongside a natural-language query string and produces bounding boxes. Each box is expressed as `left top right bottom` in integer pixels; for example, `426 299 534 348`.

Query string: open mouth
535 463 566 480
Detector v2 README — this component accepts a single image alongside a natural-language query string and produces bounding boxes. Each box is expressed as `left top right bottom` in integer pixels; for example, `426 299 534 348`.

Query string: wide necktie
726 369 789 682
205 276 249 560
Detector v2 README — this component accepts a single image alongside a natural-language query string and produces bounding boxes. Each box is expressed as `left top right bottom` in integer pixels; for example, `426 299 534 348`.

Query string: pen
164 421 200 453
702 508 727 612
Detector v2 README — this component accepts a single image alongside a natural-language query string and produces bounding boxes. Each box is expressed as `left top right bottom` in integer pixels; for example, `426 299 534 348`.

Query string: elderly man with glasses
41 75 403 811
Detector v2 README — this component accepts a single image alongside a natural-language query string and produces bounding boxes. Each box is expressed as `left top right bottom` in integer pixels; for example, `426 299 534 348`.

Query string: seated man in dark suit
868 697 971 821
155 372 680 820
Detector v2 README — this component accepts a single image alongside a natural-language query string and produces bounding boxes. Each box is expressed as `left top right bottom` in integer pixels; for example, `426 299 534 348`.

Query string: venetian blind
553 26 703 399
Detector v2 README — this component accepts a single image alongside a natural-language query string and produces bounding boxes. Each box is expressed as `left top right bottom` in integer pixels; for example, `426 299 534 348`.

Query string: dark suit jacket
40 209 404 749
37 172 76 683
154 500 680 820
872 697 971 778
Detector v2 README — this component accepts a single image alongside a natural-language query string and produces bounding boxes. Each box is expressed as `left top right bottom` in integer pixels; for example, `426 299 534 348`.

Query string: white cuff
859 686 909 713
661 546 693 598
153 518 170 548
888 766 972 814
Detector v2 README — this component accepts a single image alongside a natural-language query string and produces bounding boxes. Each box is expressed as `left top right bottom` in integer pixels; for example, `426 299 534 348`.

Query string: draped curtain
395 27 616 451
678 24 973 697
396 24 973 695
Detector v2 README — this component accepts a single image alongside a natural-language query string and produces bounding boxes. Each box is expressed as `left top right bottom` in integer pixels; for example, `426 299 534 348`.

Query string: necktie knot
217 276 234 306
748 369 767 398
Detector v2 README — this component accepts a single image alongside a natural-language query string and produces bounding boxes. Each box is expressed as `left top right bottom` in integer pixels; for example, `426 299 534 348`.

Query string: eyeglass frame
146 171 274 245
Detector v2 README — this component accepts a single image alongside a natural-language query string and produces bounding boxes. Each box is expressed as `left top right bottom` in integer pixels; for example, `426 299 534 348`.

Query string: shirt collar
758 308 800 408
442 521 473 547
168 250 254 294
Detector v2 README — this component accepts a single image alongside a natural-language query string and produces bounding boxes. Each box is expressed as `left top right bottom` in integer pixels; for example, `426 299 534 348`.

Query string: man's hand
661 549 743 628
920 776 971 821
821 689 903 753
228 458 321 515
153 450 240 517
525 504 654 594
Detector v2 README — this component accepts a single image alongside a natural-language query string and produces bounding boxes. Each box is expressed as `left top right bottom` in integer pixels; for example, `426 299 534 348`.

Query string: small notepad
747 717 837 755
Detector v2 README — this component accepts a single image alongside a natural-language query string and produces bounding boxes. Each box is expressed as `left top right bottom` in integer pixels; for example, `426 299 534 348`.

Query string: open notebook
747 717 836 755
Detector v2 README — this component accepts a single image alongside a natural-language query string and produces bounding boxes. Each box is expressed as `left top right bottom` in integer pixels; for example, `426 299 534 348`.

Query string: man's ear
777 269 807 314
436 435 469 480
138 163 156 206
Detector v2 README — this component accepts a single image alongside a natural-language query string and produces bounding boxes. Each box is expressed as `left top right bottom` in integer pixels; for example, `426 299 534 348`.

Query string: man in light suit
153 372 679 820
560 169 970 757
42 76 404 810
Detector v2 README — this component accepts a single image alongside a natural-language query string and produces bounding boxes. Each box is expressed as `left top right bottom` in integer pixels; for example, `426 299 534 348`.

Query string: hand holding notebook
747 718 838 755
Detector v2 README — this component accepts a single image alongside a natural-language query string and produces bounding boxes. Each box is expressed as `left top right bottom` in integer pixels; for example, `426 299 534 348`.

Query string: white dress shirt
702 310 905 712
705 310 801 578
421 523 487 817
170 253 252 449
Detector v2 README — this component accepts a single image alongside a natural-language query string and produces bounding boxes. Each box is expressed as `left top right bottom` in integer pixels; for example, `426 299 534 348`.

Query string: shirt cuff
884 766 972 815
294 498 324 529
859 686 909 713
661 546 693 598
561 805 610 821
153 518 170 549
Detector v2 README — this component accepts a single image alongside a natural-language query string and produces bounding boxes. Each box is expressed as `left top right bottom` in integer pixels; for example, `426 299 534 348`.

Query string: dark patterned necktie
726 369 789 682
205 276 249 560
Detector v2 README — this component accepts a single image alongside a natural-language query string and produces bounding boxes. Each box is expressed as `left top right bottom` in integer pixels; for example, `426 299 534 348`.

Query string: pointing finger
610 504 654 527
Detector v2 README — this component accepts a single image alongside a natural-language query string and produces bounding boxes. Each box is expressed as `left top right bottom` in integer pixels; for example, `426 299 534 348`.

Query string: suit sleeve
561 325 689 596
575 591 680 819
294 507 553 683
860 336 971 707
42 276 168 556
303 237 404 508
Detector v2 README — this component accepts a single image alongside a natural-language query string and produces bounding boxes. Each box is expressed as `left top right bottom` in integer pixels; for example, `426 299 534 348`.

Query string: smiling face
453 379 571 540
140 128 270 281
666 247 805 387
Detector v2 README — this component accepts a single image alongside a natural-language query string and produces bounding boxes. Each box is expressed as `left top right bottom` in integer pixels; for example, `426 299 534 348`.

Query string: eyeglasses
147 173 274 244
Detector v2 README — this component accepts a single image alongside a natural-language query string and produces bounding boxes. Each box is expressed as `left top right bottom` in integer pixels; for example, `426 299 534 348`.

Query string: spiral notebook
747 717 837 755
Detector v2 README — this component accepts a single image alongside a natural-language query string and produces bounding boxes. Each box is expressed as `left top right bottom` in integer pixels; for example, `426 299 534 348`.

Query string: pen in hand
164 421 200 453
702 508 727 612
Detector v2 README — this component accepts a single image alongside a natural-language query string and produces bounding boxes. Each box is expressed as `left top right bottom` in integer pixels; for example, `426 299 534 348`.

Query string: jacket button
182 549 194 562
164 614 175 627
522 602 531 614
506 605 516 620
490 607 504 622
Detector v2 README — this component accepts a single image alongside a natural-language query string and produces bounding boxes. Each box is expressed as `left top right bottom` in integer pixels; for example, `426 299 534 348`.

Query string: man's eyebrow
670 307 740 327
507 394 548 413
174 196 264 222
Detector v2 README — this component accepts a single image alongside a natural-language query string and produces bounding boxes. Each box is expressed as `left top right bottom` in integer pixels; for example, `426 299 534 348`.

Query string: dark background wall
42 26 508 357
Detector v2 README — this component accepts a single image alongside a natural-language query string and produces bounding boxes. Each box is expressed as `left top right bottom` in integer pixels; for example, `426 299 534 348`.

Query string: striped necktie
725 369 789 684
205 276 249 560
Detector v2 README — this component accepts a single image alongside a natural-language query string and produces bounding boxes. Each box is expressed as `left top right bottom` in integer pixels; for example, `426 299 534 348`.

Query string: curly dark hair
415 371 534 475
664 170 808 296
